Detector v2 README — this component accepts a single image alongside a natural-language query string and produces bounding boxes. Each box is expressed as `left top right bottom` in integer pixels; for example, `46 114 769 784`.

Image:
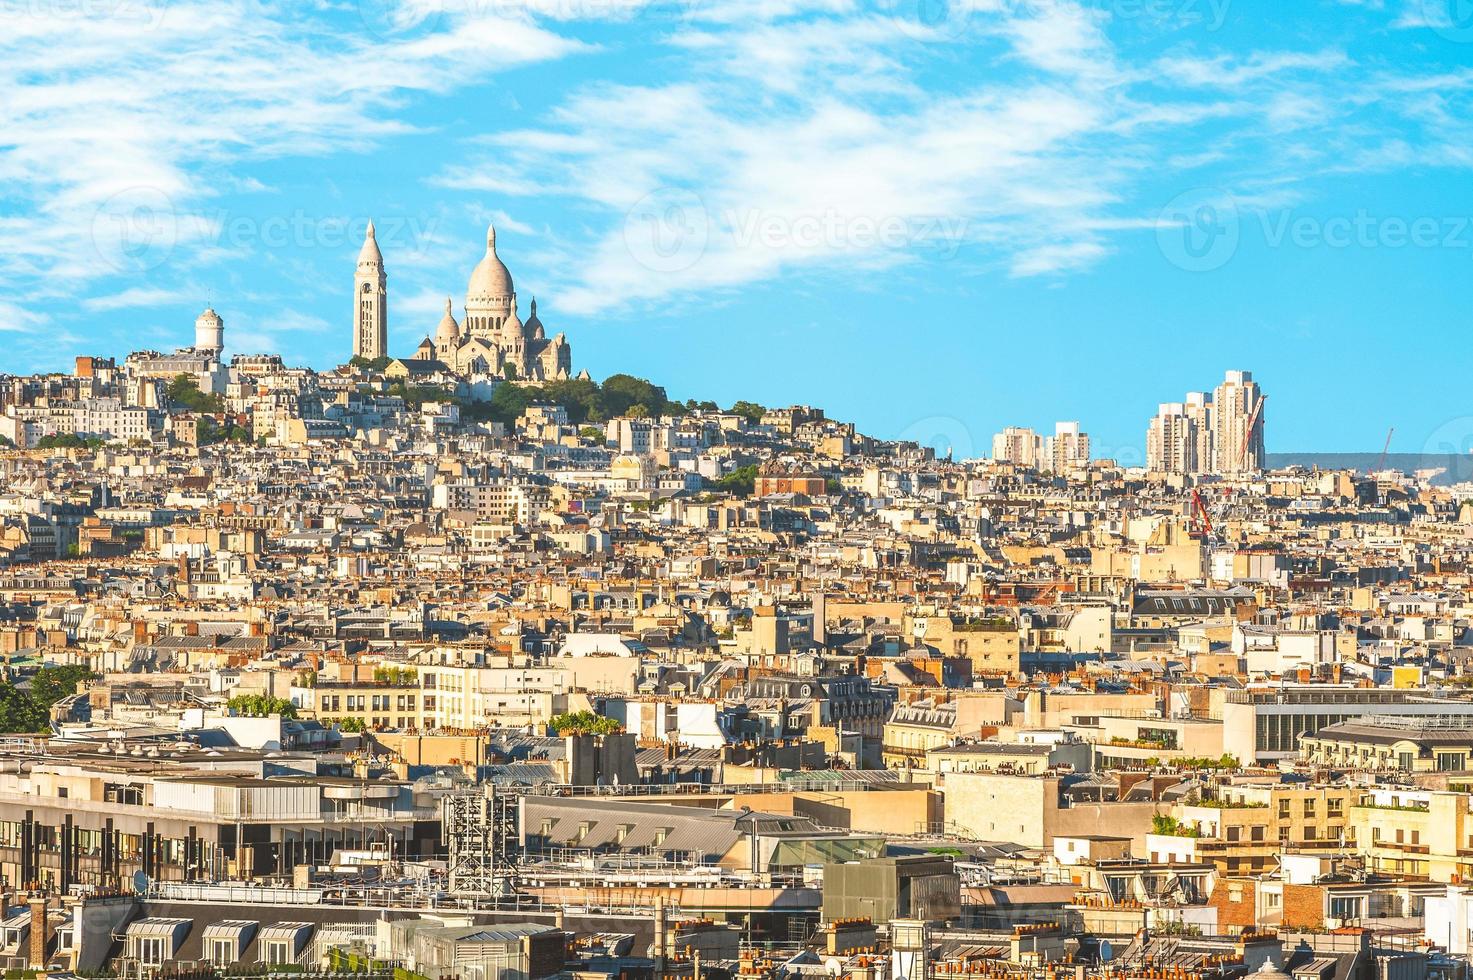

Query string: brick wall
1282 883 1326 929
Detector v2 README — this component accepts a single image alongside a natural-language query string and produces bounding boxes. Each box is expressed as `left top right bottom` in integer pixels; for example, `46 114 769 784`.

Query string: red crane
1376 427 1394 473
1191 487 1215 539
1237 395 1267 472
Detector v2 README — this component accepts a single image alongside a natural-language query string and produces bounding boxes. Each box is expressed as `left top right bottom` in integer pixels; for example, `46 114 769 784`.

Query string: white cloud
0 0 592 333
81 286 196 313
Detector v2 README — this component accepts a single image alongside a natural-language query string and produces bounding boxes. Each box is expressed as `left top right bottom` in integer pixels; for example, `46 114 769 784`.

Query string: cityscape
6 1 1473 980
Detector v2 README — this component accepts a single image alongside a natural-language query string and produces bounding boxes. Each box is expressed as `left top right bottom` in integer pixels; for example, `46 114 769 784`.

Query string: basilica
352 220 572 382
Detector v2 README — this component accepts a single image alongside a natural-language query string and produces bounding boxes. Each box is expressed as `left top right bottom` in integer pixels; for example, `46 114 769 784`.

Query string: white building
991 426 1041 467
1212 369 1265 475
1043 421 1089 472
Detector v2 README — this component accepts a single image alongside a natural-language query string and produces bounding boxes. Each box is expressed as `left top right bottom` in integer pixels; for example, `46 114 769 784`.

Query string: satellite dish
132 871 150 894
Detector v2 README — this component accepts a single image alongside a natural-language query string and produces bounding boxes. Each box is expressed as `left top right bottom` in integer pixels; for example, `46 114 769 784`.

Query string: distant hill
1267 453 1473 485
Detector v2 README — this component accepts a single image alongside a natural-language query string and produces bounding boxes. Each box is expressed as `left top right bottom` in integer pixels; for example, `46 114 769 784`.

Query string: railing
521 777 895 796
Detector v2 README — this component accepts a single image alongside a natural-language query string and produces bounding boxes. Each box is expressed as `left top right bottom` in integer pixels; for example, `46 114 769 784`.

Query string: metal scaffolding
443 787 520 898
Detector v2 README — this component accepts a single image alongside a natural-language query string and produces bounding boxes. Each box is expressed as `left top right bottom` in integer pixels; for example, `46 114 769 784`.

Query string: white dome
466 223 513 299
502 302 523 337
434 297 460 347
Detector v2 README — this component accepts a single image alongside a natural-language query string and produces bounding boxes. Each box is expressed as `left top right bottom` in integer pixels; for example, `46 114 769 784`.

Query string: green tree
227 694 298 719
728 400 766 423
35 433 105 450
711 464 759 497
601 374 680 418
549 710 621 736
0 683 48 733
30 665 95 707
166 374 224 413
196 416 224 445
349 355 392 372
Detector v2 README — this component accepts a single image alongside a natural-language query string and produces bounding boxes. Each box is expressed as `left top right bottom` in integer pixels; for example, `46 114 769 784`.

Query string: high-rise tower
1212 370 1265 475
353 220 388 361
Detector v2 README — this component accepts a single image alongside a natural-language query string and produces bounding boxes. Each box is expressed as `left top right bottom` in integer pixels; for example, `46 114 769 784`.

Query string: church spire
357 219 383 267
486 222 496 253
352 218 388 361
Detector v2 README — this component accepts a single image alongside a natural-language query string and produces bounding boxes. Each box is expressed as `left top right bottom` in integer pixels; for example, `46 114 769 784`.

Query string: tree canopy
35 433 106 450
711 464 758 497
227 694 298 719
30 665 95 707
549 710 621 736
167 373 224 413
728 400 766 423
0 684 48 734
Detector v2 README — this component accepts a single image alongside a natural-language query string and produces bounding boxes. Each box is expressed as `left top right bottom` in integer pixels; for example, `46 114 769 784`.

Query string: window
209 940 237 966
1303 799 1316 817
1329 896 1362 921
135 938 165 967
1279 800 1291 818
264 941 292 965
1251 826 1265 842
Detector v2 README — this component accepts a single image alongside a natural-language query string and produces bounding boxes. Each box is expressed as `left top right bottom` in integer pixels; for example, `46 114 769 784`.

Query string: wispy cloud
0 0 592 352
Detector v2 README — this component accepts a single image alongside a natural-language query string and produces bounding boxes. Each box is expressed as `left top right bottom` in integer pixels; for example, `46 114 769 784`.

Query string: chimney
132 620 147 643
653 896 667 980
27 895 47 970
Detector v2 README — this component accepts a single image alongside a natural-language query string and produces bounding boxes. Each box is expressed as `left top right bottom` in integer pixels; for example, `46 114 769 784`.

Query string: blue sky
4 0 1473 457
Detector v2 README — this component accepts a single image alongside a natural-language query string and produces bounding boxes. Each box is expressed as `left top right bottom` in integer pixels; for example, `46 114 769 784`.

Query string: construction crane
1191 487 1215 540
1237 395 1267 472
1376 427 1394 474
